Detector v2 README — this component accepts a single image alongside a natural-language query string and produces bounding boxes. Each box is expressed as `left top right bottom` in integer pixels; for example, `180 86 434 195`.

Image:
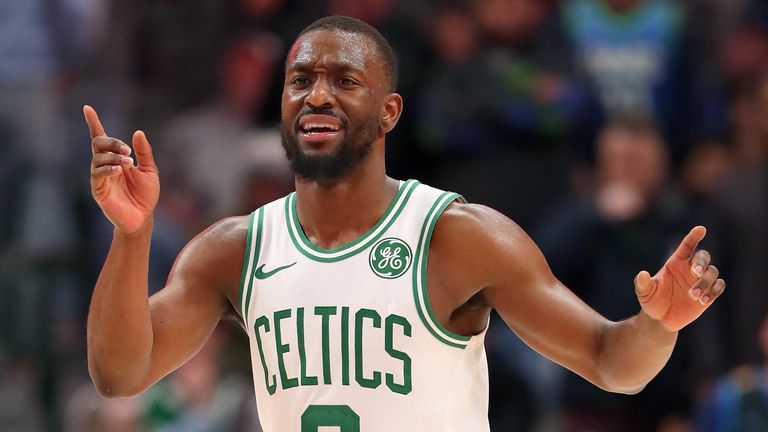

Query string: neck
293 145 398 249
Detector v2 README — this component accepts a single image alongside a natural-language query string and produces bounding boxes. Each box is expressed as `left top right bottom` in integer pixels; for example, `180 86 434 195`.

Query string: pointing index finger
83 105 106 139
672 226 707 260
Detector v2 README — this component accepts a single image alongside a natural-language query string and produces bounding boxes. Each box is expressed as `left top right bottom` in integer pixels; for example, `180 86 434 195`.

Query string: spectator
65 385 143 432
536 119 694 431
562 0 691 151
157 32 286 221
415 0 590 228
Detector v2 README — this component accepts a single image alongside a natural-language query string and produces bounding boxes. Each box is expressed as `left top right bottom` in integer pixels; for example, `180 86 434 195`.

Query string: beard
281 110 379 185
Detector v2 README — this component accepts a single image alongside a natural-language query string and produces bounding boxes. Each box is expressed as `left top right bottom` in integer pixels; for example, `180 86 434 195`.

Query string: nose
305 78 335 109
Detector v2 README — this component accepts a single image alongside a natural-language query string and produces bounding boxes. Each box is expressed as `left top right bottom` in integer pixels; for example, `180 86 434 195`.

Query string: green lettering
385 314 412 395
297 307 318 386
253 315 277 395
274 309 298 389
355 308 382 389
314 306 337 385
341 306 350 385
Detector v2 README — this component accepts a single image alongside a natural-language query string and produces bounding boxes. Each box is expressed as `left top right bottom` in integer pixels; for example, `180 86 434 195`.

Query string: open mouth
298 114 343 142
299 123 341 134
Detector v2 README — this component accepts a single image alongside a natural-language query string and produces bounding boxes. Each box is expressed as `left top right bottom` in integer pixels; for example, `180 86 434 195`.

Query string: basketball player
85 16 725 431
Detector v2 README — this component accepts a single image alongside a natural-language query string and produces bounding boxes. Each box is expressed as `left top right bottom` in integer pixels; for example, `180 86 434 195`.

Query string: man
85 16 725 431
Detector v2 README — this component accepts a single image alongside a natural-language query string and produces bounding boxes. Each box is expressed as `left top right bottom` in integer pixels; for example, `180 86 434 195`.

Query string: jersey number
301 405 360 431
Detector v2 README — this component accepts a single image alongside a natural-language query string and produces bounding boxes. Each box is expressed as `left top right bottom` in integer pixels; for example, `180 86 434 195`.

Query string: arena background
1 0 767 430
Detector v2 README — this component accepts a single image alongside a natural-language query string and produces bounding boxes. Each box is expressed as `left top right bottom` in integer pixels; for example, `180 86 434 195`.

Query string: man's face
281 29 386 184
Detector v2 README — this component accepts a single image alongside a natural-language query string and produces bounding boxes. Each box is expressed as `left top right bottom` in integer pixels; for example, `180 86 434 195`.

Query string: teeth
302 123 340 132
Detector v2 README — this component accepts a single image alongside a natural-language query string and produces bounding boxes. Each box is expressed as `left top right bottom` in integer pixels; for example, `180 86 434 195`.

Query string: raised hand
85 105 160 234
634 226 725 332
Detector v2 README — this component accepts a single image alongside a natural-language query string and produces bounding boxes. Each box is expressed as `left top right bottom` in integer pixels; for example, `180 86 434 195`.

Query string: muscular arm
87 217 246 397
429 203 720 394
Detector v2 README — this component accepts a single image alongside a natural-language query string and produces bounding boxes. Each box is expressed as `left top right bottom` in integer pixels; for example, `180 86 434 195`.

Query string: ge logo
369 238 412 279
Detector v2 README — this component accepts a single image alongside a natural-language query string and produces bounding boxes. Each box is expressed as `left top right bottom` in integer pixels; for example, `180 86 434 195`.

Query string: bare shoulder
167 215 251 305
179 215 249 263
430 202 549 289
192 215 250 251
433 202 531 252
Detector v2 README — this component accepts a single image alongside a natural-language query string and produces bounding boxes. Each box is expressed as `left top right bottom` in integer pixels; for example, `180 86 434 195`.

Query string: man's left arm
436 204 724 394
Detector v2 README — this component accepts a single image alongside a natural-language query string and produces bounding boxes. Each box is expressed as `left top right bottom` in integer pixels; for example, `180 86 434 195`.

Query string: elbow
90 374 147 399
88 357 148 399
610 383 647 395
596 376 649 395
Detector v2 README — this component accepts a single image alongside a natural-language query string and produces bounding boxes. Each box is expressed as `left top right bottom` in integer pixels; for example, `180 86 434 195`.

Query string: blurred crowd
1 0 767 431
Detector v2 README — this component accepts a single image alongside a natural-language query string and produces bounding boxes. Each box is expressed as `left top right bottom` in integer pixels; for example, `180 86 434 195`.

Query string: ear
380 92 403 135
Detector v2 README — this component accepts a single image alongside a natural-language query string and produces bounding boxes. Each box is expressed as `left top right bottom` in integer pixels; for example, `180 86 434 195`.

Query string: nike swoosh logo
254 262 297 280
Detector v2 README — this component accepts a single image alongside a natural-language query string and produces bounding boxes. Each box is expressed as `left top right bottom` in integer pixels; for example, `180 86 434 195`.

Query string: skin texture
85 28 725 398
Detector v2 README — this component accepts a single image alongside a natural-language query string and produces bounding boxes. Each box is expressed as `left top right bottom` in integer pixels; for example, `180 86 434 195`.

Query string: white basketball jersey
238 179 489 431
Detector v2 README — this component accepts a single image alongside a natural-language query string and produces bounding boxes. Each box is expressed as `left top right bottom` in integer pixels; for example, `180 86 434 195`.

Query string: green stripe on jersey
412 191 471 349
241 207 264 327
238 211 256 320
285 179 420 262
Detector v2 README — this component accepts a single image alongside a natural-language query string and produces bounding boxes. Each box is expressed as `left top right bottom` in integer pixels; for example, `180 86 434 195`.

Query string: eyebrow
287 61 365 76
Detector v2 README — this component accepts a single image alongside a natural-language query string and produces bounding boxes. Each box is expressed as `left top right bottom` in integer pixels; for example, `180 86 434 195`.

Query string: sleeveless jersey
238 179 490 431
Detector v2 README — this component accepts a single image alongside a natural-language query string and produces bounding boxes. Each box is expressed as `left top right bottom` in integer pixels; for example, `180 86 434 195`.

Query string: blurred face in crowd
281 30 388 184
221 34 281 117
473 0 546 45
595 123 668 221
174 336 221 406
731 74 768 163
597 123 667 196
433 9 479 62
720 28 768 85
91 399 141 432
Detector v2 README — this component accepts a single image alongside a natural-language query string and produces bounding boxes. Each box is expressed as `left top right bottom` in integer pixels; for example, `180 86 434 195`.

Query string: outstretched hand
85 105 160 235
634 226 725 332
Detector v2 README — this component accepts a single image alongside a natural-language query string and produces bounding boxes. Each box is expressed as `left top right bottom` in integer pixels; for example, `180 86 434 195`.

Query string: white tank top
238 179 489 431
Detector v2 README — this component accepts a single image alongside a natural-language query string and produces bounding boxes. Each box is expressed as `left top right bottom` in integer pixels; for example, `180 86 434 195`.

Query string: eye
339 77 358 87
290 76 310 87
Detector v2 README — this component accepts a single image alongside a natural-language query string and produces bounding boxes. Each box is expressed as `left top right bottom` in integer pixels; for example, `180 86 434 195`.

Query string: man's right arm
87 217 245 397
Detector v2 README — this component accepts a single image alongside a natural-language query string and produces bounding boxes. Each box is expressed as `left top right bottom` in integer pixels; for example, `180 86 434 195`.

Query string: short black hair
294 15 398 92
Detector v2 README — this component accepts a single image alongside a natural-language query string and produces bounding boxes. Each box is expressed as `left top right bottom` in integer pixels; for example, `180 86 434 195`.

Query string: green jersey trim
240 207 264 328
412 191 471 349
285 179 420 262
238 211 256 320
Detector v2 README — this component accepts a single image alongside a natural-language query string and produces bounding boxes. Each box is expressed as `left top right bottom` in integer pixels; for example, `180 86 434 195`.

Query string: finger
690 249 711 277
634 270 657 300
91 165 123 180
132 130 157 171
92 152 134 169
689 265 719 303
701 279 726 306
83 105 107 139
92 136 132 156
672 226 707 261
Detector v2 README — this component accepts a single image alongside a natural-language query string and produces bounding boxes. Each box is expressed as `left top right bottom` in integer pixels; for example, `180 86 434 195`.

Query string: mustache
293 107 346 128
